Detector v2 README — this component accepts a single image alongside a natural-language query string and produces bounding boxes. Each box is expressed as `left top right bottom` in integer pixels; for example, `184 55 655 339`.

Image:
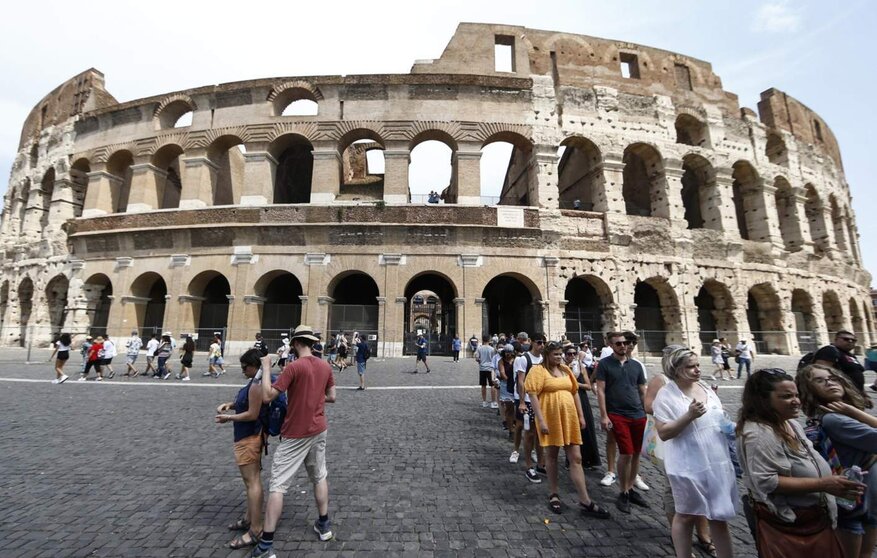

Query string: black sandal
227 529 260 549
694 535 718 557
227 518 250 531
579 501 611 519
548 493 563 514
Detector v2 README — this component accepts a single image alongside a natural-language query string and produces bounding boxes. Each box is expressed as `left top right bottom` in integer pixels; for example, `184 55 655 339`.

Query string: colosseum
0 22 872 357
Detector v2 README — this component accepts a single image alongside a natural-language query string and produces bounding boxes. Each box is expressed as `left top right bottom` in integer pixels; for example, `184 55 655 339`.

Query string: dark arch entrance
329 273 379 352
792 290 818 352
403 273 457 355
46 275 69 339
564 277 607 344
260 273 303 350
481 275 538 338
132 273 167 339
195 275 231 350
85 274 113 337
634 281 664 353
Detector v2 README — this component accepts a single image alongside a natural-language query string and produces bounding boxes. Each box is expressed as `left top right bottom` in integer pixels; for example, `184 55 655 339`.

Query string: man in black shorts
414 333 431 373
475 334 496 407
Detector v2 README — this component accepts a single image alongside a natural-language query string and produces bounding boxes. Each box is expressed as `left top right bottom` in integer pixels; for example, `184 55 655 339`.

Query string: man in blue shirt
414 334 431 373
355 336 369 390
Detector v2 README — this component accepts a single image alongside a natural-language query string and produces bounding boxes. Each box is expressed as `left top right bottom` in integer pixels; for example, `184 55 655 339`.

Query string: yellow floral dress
524 363 582 447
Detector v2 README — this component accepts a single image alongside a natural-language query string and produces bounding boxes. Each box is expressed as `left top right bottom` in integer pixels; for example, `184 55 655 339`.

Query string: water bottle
523 412 530 431
837 466 864 510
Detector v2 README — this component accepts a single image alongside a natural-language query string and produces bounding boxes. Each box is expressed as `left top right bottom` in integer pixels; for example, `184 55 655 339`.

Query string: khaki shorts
233 434 263 467
268 430 328 494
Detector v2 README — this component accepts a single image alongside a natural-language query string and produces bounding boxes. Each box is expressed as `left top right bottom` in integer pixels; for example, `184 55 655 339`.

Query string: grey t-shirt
476 345 496 372
595 355 646 419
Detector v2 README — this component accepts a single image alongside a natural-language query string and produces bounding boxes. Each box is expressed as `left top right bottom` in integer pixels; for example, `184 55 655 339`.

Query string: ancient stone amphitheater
0 23 871 356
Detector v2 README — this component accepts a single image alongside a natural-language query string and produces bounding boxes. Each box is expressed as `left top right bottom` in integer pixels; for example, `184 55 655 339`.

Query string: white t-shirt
55 340 71 352
581 348 594 367
736 342 753 359
599 346 614 360
513 351 544 402
146 338 159 357
102 339 117 359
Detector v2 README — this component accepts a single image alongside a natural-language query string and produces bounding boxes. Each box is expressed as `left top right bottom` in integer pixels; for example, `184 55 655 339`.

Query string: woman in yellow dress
526 341 611 519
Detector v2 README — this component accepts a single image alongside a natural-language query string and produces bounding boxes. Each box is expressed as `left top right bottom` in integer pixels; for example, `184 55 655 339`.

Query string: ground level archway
328 273 379 352
481 274 540 339
403 273 457 355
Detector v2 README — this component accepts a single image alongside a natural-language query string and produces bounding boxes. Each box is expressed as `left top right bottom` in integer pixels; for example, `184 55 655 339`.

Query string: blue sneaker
250 547 275 558
314 518 333 541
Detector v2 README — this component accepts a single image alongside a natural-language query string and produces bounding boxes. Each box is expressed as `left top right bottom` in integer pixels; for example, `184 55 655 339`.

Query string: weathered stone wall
0 23 871 355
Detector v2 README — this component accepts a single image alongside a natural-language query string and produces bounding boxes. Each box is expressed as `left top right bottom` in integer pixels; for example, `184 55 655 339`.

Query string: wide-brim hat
291 325 319 342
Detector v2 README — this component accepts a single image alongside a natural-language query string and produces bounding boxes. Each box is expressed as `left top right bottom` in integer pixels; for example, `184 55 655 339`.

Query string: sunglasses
839 337 857 343
565 352 577 356
612 341 631 347
534 340 545 345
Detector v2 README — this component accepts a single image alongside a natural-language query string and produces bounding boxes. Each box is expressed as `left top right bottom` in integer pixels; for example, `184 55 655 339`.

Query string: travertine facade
0 23 872 356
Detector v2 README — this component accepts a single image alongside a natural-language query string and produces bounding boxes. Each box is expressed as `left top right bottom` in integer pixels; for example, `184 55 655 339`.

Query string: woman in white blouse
653 347 738 558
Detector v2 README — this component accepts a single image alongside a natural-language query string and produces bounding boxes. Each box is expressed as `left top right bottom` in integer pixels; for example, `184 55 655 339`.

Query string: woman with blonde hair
653 347 738 558
796 364 877 558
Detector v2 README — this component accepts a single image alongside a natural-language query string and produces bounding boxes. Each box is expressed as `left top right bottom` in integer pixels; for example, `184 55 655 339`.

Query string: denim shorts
357 361 366 375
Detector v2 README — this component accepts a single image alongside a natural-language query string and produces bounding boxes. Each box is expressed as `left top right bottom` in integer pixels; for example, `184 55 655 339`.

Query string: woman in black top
215 349 265 549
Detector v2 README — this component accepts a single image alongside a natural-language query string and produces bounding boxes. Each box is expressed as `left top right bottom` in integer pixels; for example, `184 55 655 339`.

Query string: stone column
49 178 78 223
179 152 218 209
453 298 466 350
82 168 121 217
7 184 28 237
240 147 277 206
820 206 839 259
382 141 410 204
375 296 387 356
21 180 47 235
832 214 852 262
310 144 341 204
317 296 334 340
659 159 686 224
126 163 166 213
743 180 784 247
784 188 814 253
472 298 486 338
298 295 310 328
392 297 407 358
454 142 481 206
532 144 559 209
600 154 626 214
710 168 738 234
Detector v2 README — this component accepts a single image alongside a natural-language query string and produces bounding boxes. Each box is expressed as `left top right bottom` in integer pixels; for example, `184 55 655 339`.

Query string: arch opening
270 134 313 204
106 150 134 213
792 289 819 352
156 100 195 130
152 145 184 210
557 137 602 211
622 143 663 217
328 273 380 349
17 277 34 347
84 274 113 337
131 272 168 338
409 139 453 204
70 158 90 218
481 275 539 339
485 133 533 207
259 272 303 349
681 154 712 230
40 168 55 230
274 88 319 116
731 161 757 240
773 177 796 250
804 185 828 254
46 274 69 340
822 291 844 336
695 281 737 355
189 273 231 350
340 135 385 202
747 284 786 354
403 273 457 355
207 135 246 206
765 133 788 166
564 276 611 344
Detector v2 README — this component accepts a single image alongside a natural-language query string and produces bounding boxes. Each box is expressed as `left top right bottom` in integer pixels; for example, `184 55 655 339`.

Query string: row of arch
6 131 858 262
1 268 872 356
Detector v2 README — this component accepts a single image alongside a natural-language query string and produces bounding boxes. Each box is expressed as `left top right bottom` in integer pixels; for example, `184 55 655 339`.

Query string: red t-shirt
272 355 335 439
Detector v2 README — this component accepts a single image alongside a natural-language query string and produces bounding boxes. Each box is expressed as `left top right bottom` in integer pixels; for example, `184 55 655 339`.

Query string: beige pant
268 430 328 494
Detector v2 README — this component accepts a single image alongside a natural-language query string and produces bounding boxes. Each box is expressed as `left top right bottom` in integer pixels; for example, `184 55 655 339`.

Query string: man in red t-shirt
254 326 336 557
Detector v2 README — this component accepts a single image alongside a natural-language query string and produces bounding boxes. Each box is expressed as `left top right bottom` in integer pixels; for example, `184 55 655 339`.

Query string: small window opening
494 35 515 73
674 63 692 91
813 120 823 142
40 105 48 128
619 53 640 79
173 111 193 128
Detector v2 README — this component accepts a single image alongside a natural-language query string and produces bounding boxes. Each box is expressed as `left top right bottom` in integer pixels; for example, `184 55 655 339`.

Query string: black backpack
797 351 817 371
362 343 371 361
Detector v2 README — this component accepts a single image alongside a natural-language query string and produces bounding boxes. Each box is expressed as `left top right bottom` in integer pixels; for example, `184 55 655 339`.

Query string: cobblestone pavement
2 348 872 557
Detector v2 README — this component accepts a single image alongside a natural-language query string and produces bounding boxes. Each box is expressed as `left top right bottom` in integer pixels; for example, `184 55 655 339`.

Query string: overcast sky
1 0 873 283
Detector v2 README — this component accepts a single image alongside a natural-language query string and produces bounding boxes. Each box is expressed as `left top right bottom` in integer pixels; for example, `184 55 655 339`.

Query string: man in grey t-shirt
475 335 496 408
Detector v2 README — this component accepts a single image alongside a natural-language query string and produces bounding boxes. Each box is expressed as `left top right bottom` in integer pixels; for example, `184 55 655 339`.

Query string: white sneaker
490 402 499 409
634 475 650 491
182 376 190 381
77 376 86 382
59 374 68 384
481 401 489 408
600 472 617 486
51 379 59 384
96 376 102 381
509 451 519 463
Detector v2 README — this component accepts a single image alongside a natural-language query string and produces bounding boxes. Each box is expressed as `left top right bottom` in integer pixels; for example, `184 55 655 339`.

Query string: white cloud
752 1 802 33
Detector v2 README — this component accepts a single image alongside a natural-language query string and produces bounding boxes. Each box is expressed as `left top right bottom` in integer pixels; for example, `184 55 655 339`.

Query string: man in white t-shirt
144 333 159 376
475 335 496 408
514 333 546 484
